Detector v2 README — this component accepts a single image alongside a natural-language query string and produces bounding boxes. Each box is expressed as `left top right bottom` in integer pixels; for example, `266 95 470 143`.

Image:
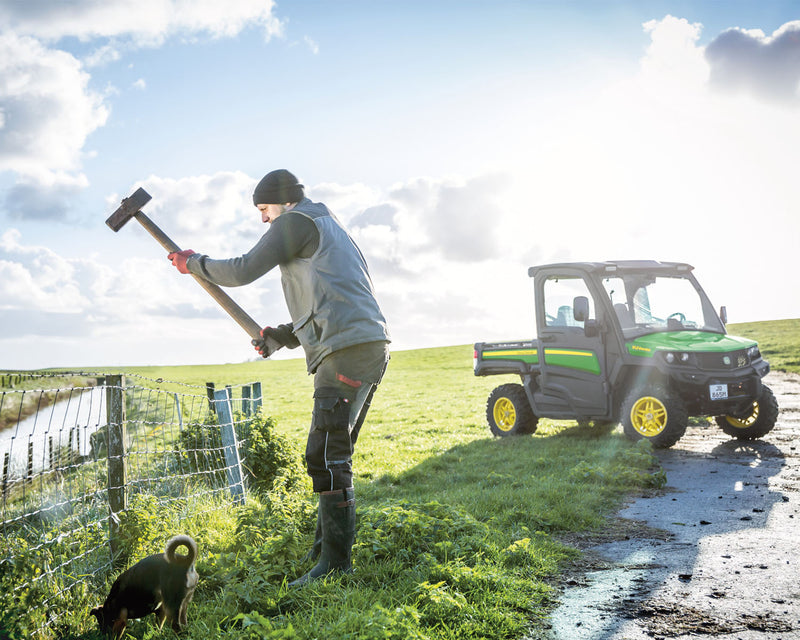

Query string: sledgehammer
105 187 281 356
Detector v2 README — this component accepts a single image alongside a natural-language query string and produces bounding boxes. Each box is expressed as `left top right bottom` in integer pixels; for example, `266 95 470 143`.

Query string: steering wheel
667 312 686 322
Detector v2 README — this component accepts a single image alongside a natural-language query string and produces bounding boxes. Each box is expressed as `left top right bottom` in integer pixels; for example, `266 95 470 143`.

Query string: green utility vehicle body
474 261 778 448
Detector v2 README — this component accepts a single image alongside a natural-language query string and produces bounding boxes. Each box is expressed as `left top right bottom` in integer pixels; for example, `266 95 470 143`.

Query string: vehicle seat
555 305 572 326
614 303 633 328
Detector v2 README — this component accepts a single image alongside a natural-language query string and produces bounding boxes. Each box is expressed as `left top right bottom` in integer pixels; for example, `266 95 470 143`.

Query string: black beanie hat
252 169 304 205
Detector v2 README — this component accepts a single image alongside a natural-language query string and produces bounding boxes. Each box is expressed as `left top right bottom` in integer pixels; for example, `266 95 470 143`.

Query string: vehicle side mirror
719 305 727 325
573 296 589 322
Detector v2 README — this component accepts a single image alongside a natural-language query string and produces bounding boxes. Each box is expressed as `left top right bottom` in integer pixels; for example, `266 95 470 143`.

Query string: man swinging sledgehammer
168 169 390 585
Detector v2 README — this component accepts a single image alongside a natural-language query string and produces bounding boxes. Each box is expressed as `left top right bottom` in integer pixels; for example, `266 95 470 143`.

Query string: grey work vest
280 200 389 373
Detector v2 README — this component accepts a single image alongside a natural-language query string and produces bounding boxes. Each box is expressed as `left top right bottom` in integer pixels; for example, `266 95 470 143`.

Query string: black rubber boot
289 488 355 587
301 507 323 563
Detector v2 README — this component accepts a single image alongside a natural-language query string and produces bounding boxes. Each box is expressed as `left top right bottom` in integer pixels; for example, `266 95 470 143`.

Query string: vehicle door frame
532 266 611 419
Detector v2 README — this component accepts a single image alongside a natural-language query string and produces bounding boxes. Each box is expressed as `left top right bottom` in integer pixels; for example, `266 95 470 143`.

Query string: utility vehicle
473 261 778 448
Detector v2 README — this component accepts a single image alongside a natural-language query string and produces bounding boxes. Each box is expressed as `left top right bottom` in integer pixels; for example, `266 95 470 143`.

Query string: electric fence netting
0 372 262 637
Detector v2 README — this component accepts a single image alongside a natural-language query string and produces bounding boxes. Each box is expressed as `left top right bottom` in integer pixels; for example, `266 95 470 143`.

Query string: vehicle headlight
747 345 761 360
663 352 691 365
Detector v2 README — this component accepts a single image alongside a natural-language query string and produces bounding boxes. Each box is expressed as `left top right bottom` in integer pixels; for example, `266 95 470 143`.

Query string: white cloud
423 173 510 262
304 35 319 54
114 171 459 300
3 181 85 221
497 16 800 324
0 229 91 312
0 0 284 45
0 225 280 366
311 181 383 224
308 174 536 345
83 44 122 68
0 31 109 185
641 15 709 91
705 20 800 103
0 0 285 195
124 171 262 256
0 225 229 320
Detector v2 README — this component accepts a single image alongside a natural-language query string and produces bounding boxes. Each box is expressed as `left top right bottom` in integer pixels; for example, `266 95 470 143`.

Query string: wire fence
0 371 262 638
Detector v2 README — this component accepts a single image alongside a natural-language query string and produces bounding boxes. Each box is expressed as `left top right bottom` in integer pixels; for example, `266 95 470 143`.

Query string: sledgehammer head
105 187 152 232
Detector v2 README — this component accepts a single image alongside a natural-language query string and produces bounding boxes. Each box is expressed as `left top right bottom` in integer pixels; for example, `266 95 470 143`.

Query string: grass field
2 318 796 639
728 318 800 374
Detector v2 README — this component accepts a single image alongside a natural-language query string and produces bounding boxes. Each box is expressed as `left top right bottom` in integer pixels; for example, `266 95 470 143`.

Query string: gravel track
533 370 800 640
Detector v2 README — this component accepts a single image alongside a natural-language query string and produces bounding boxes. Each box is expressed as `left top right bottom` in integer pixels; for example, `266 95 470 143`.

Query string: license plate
710 384 728 400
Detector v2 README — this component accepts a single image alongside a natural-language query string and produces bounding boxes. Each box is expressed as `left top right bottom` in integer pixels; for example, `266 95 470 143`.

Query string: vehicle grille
697 350 750 371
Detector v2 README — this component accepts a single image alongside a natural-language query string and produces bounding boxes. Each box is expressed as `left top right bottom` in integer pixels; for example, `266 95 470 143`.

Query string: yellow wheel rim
630 396 668 437
493 398 517 432
725 401 759 429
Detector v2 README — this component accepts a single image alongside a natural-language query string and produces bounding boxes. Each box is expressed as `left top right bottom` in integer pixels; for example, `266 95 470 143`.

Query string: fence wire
0 372 261 638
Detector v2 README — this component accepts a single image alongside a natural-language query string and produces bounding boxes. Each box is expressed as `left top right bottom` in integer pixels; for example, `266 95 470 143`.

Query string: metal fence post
242 385 252 417
106 374 127 567
252 382 263 412
173 393 183 430
213 388 245 505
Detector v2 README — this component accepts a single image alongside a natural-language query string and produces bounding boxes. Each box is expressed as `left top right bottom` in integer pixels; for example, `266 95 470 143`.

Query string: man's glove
252 323 300 358
167 249 196 274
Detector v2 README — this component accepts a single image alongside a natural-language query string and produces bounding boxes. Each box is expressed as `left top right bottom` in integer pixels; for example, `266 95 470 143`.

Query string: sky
1 0 800 370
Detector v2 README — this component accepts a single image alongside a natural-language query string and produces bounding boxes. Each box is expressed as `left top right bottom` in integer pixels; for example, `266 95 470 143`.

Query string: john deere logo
723 356 731 366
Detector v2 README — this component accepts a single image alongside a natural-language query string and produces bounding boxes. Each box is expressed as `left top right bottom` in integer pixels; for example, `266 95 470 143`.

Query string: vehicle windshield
601 273 724 337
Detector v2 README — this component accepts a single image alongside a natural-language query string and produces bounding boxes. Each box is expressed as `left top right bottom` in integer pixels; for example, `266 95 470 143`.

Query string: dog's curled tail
165 535 197 567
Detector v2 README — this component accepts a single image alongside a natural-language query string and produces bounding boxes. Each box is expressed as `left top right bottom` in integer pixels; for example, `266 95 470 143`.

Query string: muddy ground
531 370 800 640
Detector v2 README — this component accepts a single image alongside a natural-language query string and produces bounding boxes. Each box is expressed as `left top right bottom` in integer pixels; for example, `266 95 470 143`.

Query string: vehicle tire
715 384 779 440
620 385 688 448
486 383 538 437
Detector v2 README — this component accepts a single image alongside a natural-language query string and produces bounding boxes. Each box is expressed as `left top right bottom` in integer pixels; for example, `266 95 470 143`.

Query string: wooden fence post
206 382 216 412
106 374 127 567
213 388 245 505
2 452 8 500
26 442 33 483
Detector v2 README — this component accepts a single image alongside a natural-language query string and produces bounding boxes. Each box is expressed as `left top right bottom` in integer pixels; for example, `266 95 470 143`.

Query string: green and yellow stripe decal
482 348 539 364
481 346 600 374
543 348 601 375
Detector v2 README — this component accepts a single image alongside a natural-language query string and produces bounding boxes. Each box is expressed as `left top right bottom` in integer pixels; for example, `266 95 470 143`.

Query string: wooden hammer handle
133 211 282 353
134 210 182 254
